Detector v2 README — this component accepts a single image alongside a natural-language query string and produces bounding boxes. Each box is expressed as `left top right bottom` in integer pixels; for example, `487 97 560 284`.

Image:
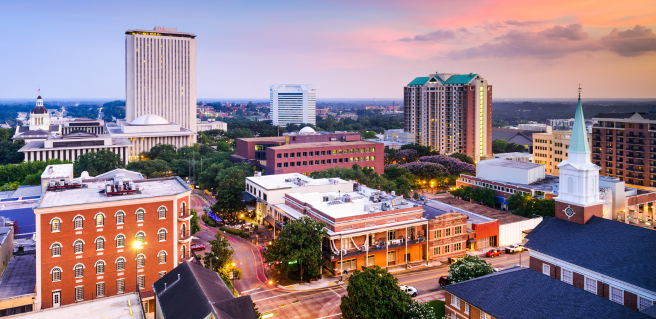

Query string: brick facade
554 200 603 225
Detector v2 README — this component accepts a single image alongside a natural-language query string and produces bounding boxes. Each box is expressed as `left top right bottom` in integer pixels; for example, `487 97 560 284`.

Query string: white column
24 152 28 162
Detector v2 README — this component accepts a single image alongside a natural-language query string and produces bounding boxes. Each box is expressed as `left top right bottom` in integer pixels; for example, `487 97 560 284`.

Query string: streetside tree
203 231 241 285
73 149 125 176
447 255 494 284
263 216 327 282
340 266 412 319
190 208 201 235
210 164 252 224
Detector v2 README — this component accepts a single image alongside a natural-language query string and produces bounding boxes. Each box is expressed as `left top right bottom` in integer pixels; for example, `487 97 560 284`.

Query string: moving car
191 244 206 251
505 245 524 254
438 276 450 287
400 285 418 297
486 248 503 257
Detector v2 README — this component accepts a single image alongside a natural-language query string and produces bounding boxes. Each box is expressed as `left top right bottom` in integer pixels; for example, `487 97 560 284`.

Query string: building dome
31 105 47 114
299 126 316 134
130 114 170 126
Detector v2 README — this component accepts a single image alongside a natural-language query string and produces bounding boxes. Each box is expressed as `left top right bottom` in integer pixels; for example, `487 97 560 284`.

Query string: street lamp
231 262 237 295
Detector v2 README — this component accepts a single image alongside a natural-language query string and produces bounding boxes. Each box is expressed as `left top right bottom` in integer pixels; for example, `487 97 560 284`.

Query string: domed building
12 95 62 142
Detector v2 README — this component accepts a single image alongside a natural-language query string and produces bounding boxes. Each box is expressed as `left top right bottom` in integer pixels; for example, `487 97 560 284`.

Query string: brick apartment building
591 111 656 187
34 174 193 314
231 128 384 175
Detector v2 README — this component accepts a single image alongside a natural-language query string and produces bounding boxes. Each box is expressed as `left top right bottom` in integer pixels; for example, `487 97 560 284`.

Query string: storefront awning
495 196 507 204
242 191 257 202
263 215 275 226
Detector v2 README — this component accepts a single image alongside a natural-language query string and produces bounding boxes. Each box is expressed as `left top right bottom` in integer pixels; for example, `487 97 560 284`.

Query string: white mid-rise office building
125 27 197 132
270 84 316 126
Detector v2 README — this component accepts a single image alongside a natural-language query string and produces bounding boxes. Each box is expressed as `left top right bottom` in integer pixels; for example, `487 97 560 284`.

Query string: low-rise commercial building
532 129 592 176
196 119 227 132
365 129 415 150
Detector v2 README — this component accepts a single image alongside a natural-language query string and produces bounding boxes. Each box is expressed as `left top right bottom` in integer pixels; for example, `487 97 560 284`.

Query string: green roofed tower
569 86 591 155
404 72 492 162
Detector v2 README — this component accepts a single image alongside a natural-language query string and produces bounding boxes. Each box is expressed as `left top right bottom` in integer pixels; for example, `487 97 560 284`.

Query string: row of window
276 156 376 168
541 263 654 310
461 179 529 196
433 226 463 239
277 148 376 159
432 243 463 256
69 274 161 301
451 295 491 318
51 253 167 283
49 228 186 256
50 203 187 233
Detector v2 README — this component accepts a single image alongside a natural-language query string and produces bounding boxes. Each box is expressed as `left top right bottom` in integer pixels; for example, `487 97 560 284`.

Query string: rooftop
272 140 380 150
593 112 656 121
93 168 144 181
494 152 533 159
431 197 529 225
11 293 142 319
236 136 285 143
286 186 421 220
525 216 656 292
41 164 74 179
478 158 542 170
424 199 497 225
37 176 191 209
247 173 352 191
18 138 133 151
443 266 652 319
0 255 36 301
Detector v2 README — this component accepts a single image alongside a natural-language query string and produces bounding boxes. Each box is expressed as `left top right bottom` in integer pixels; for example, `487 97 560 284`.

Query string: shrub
220 227 249 238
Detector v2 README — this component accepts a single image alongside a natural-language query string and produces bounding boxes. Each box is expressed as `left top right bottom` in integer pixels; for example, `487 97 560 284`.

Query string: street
190 192 530 319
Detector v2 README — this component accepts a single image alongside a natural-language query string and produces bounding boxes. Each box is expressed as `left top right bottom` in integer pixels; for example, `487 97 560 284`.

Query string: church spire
569 84 590 154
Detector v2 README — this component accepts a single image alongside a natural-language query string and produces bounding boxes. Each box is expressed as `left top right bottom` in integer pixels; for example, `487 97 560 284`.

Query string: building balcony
606 138 613 142
593 156 602 161
616 164 624 169
178 235 193 243
592 149 601 154
593 137 602 141
178 214 192 222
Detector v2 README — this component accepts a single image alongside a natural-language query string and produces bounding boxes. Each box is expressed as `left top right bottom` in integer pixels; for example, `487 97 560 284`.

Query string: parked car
505 245 524 254
486 249 503 257
191 244 206 251
448 255 467 264
438 276 450 287
400 285 418 297
419 196 426 201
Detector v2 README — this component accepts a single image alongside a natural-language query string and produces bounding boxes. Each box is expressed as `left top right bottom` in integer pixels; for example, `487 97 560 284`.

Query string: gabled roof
407 77 430 86
442 73 477 84
491 128 535 145
524 216 656 292
153 261 258 319
443 266 652 319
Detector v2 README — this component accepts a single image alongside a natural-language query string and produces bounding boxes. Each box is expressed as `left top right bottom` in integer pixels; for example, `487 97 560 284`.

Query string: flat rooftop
479 158 542 170
237 136 285 143
424 200 496 224
494 152 532 158
0 255 36 301
287 186 421 220
433 196 529 225
247 173 352 190
37 176 191 209
11 293 142 319
41 164 74 179
504 174 560 193
272 140 381 150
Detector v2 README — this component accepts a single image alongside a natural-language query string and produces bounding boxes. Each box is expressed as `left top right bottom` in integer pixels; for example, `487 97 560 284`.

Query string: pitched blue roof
569 97 590 154
524 216 656 292
407 77 429 86
442 73 477 84
443 267 652 319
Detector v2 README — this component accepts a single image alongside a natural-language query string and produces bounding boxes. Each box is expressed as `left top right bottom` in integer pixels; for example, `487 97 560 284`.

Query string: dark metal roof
525 216 656 292
642 304 656 318
443 266 653 319
31 105 47 114
153 261 257 319
491 128 536 145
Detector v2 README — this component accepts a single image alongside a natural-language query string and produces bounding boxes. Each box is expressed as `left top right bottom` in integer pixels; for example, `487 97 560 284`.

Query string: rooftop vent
47 179 83 191
105 177 137 196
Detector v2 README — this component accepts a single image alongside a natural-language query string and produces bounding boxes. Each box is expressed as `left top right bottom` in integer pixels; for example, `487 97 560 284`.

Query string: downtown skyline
0 0 655 99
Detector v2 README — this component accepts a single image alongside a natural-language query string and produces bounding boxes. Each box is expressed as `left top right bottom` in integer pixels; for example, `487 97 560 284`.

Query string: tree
361 131 378 139
447 255 493 284
391 162 449 180
492 139 508 154
263 217 327 281
506 143 526 153
211 164 252 224
449 153 474 165
470 187 495 207
395 149 419 164
20 173 41 186
216 141 231 152
126 159 171 178
400 143 439 157
203 231 241 285
148 144 178 162
0 139 26 165
450 186 472 201
74 150 125 176
340 266 412 319
508 192 554 217
190 209 201 235
418 155 476 176
407 301 436 319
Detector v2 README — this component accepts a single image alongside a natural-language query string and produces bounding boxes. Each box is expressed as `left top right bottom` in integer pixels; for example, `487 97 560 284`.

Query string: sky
0 0 655 100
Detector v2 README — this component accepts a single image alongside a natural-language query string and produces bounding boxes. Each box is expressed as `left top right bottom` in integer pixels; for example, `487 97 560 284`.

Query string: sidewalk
414 290 445 302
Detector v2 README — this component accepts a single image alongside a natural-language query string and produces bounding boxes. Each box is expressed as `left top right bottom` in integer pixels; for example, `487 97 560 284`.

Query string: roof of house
642 304 656 318
153 261 258 319
491 128 537 145
443 266 653 319
524 216 656 292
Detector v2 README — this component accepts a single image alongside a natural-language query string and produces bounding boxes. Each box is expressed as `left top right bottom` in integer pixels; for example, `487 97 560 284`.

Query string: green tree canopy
449 152 475 165
492 139 509 154
400 143 439 157
263 216 327 281
447 255 494 284
203 231 241 285
361 131 378 139
126 159 171 178
340 266 412 319
210 164 252 224
0 138 26 165
73 150 125 176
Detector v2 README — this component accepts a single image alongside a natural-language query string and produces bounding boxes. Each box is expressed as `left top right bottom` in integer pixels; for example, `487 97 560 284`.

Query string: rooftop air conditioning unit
323 196 330 202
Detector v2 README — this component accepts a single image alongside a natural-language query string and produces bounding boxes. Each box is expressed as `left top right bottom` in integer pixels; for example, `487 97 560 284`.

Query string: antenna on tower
578 84 582 99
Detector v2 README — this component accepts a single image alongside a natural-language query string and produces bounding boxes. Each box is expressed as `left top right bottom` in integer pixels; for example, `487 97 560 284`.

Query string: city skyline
0 0 655 99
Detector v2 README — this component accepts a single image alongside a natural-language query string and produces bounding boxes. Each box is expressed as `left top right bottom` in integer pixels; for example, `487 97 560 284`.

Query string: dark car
439 276 450 286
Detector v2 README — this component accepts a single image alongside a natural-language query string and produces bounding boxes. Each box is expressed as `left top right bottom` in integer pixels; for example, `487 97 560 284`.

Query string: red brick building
34 175 193 313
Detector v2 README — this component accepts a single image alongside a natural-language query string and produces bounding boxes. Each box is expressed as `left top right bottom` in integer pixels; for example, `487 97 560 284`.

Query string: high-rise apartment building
533 130 592 176
126 27 197 133
404 73 492 162
270 84 316 126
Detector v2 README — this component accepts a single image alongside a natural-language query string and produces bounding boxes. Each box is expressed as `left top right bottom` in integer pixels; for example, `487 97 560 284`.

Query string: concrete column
405 226 408 269
24 152 28 162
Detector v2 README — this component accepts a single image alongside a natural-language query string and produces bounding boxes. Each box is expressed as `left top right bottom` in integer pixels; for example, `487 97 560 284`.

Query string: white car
400 285 418 297
505 245 524 254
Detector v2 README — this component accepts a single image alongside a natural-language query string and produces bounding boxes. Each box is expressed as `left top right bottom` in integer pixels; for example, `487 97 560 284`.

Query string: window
454 226 462 235
95 237 104 251
445 228 451 236
52 267 61 282
116 235 125 248
159 271 166 279
181 245 186 259
277 163 281 168
454 243 462 251
561 269 573 284
116 211 124 224
96 261 105 274
75 286 84 301
136 232 145 243
158 251 167 264
585 277 597 293
116 258 125 271
74 240 84 254
181 224 187 238
51 218 61 232
158 229 167 241
388 230 396 240
480 312 491 319
611 287 624 305
137 275 145 289
51 243 61 257
434 230 442 238
639 297 654 311
158 207 166 219
137 254 145 267
542 264 550 276
451 295 460 308
74 264 84 278
433 247 441 256
96 283 105 297
95 214 104 226
277 154 281 159
74 216 83 229
136 209 145 222
117 279 125 294
181 202 186 216
465 303 470 314
444 245 450 253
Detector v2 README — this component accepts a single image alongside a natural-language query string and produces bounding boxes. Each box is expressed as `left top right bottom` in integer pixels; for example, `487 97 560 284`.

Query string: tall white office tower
126 27 197 132
270 84 316 126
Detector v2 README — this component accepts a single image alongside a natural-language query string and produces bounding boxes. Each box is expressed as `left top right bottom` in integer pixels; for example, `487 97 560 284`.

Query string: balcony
178 214 192 222
606 137 613 142
593 156 602 161
178 235 193 243
593 137 602 141
616 164 624 169
592 149 601 154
